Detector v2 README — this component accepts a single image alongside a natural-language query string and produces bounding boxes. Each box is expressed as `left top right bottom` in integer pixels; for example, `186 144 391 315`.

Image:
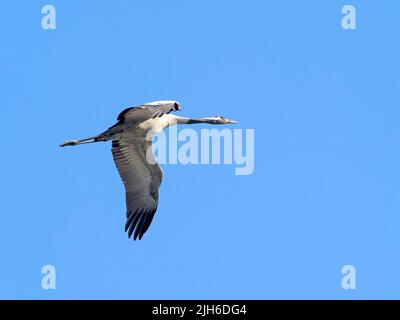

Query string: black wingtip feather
125 209 157 241
128 213 141 238
139 210 156 240
133 211 147 240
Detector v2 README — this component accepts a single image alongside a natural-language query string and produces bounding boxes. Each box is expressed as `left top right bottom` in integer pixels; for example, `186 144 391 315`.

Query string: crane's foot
60 140 78 147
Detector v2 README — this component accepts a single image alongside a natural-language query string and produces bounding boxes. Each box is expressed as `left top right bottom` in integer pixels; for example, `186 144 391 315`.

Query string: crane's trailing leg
60 139 93 147
60 135 109 147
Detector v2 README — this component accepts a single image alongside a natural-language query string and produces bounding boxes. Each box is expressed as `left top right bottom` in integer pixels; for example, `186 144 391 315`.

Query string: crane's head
145 100 181 111
203 116 238 124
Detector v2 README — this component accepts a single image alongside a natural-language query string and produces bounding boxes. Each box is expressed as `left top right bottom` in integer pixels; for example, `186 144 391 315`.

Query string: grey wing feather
111 139 163 240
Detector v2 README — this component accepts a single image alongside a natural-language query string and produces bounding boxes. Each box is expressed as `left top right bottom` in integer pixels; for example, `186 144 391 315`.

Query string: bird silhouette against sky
61 101 238 240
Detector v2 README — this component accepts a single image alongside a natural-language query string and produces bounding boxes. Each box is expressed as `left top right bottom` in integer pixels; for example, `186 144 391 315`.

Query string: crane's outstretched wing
111 139 162 240
117 102 180 123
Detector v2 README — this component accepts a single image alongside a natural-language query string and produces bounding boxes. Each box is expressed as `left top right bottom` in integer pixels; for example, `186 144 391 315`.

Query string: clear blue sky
1 0 399 299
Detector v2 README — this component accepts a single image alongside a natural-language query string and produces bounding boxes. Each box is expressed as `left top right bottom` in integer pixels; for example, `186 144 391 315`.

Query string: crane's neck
139 114 232 134
166 115 224 126
165 115 191 125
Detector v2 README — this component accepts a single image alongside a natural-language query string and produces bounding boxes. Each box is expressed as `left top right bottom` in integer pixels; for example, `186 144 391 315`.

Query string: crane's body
61 101 237 240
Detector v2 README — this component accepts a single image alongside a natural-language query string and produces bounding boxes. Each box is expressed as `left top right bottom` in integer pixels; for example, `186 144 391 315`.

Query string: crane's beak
225 119 239 124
